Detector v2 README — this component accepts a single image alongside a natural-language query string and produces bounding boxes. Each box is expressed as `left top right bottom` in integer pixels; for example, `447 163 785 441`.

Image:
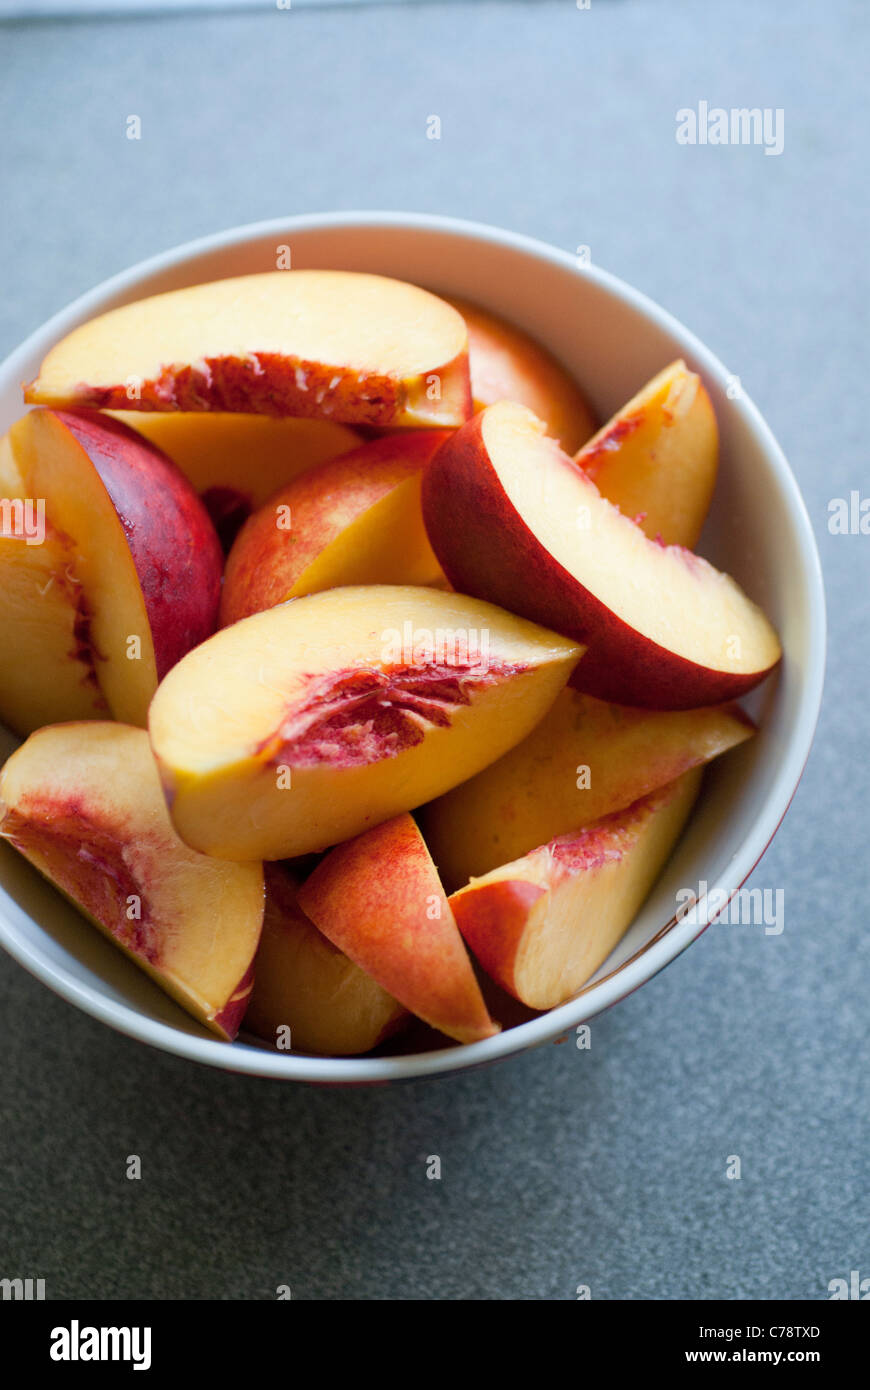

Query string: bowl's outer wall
0 213 825 1082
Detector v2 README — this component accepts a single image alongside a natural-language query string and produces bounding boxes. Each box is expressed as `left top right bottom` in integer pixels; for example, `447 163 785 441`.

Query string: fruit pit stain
257 660 530 769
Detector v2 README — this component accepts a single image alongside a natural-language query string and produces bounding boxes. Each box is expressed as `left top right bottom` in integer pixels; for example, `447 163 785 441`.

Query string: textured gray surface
0 0 867 1301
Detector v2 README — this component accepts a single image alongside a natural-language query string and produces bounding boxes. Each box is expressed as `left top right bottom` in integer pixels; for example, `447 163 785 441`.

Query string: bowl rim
0 210 826 1084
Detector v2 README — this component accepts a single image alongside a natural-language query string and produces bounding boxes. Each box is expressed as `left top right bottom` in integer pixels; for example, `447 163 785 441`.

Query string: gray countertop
1 0 867 1300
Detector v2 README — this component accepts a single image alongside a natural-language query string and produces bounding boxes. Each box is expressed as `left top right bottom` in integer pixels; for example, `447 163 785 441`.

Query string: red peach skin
298 814 499 1046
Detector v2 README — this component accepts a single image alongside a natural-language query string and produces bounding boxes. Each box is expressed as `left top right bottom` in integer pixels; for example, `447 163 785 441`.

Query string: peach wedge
422 401 781 708
0 519 108 737
0 429 22 493
575 359 718 548
220 431 447 625
8 408 222 727
148 585 581 860
298 814 498 1045
26 271 472 429
0 723 264 1039
446 295 596 452
0 430 106 735
450 768 702 1010
245 864 409 1056
421 691 753 890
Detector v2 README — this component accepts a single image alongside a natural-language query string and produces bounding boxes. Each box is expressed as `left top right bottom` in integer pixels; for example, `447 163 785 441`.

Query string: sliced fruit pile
0 269 780 1054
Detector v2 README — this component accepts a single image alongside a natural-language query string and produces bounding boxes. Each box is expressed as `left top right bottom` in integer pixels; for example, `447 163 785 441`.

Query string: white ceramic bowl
0 213 825 1083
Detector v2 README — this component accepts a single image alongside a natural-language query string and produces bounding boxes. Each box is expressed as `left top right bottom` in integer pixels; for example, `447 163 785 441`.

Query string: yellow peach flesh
422 690 753 889
576 359 718 548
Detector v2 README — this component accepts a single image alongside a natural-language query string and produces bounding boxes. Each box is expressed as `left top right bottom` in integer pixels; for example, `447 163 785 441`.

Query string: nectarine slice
110 412 361 549
0 723 264 1039
9 409 223 726
148 584 581 860
450 768 702 1010
220 432 447 625
422 691 753 890
576 360 718 548
245 864 409 1056
1 427 108 735
298 814 498 1045
447 295 596 452
26 271 472 429
0 430 22 493
422 401 781 708
0 522 108 736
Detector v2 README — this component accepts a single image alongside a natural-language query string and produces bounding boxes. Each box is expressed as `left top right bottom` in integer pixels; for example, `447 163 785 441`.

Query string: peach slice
422 401 781 708
450 768 702 1010
447 295 596 452
298 813 498 1045
220 432 447 625
245 863 409 1056
1 428 107 735
575 360 718 548
148 584 581 861
0 430 22 493
0 520 108 737
0 723 264 1039
109 412 361 549
26 271 472 429
421 691 753 890
8 408 223 726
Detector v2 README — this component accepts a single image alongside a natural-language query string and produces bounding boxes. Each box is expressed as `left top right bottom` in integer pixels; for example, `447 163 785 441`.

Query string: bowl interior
0 215 824 1081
